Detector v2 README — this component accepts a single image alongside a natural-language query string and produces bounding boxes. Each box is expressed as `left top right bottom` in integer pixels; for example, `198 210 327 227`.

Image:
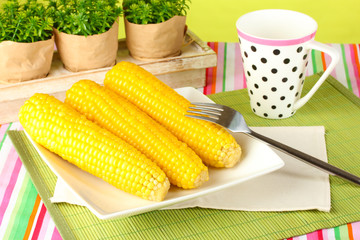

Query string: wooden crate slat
0 30 216 124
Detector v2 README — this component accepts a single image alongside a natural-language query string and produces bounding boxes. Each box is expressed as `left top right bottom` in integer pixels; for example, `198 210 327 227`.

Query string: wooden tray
0 30 217 124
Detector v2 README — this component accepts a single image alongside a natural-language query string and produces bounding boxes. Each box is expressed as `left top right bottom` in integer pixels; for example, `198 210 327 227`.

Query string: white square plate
26 87 284 220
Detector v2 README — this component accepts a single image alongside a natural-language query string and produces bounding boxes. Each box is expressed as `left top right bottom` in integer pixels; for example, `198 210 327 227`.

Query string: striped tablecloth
0 43 359 239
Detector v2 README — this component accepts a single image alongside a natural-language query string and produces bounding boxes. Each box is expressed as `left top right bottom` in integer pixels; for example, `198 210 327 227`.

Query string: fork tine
184 114 218 124
186 110 220 119
190 102 225 110
188 106 222 115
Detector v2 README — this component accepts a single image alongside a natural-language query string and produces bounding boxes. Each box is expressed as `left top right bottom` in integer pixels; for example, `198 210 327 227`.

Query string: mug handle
293 41 340 110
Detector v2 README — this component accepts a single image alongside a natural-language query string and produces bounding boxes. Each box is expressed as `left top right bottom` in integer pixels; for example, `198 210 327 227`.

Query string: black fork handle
249 130 360 186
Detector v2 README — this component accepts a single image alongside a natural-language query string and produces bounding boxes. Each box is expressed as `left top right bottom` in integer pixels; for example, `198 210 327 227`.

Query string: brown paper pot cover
54 20 119 72
125 15 186 61
0 36 54 83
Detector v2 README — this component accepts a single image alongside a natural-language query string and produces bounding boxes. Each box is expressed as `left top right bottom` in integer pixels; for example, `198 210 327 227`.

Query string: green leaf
0 0 54 42
47 0 122 36
124 0 190 24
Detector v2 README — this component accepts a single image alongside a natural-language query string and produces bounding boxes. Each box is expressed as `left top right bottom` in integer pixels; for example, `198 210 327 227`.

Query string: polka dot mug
236 9 339 119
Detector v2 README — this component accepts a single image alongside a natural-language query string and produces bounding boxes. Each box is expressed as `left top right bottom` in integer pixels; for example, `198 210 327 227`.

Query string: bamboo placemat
8 73 360 240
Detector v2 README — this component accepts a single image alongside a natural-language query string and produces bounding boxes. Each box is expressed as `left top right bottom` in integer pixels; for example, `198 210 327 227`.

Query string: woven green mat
8 73 360 240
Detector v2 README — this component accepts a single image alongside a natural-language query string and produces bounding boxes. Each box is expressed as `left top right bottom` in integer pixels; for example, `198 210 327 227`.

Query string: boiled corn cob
65 80 208 189
18 93 170 201
104 61 242 168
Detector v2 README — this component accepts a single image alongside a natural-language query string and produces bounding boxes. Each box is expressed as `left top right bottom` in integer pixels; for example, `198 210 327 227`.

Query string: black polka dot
253 108 256 112
254 84 259 89
261 58 267 63
291 111 295 115
241 57 244 62
301 79 305 85
289 85 294 90
271 87 277 92
295 92 299 97
251 46 257 52
239 38 241 44
299 73 303 79
292 67 297 72
273 49 280 55
280 96 285 100
257 102 261 107
283 58 290 64
287 104 292 108
250 90 253 95
282 77 288 83
264 113 268 117
247 71 251 76
271 68 278 74
305 61 309 67
297 46 303 53
252 65 257 70
263 95 268 100
279 114 283 118
271 105 276 109
262 77 268 82
303 54 308 60
244 51 248 58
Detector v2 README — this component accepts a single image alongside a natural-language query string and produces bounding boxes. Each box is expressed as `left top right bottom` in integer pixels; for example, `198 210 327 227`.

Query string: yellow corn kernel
18 93 169 201
104 61 242 168
65 80 208 189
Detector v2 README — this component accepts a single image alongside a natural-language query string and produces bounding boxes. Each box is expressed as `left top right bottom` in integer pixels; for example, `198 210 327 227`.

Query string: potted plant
0 0 54 83
47 0 122 72
123 0 190 61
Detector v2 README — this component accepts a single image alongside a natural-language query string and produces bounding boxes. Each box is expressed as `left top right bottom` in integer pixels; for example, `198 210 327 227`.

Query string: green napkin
9 74 360 240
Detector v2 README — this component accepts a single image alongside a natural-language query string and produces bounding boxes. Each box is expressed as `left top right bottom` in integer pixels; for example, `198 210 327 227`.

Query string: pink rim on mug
236 9 318 46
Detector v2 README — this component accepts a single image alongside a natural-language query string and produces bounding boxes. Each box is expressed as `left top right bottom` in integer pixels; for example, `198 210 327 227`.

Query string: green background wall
2 0 360 43
185 0 360 43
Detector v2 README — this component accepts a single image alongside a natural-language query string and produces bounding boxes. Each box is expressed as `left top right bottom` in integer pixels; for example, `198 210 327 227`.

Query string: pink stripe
0 146 20 202
344 45 358 93
215 42 225 93
204 42 214 95
31 204 47 240
0 156 22 225
350 44 360 81
215 42 224 93
354 44 360 97
234 43 244 90
242 71 247 89
36 205 52 239
352 221 360 239
349 44 360 96
0 124 10 140
237 29 316 46
51 227 62 240
321 229 329 240
204 67 211 95
306 230 321 240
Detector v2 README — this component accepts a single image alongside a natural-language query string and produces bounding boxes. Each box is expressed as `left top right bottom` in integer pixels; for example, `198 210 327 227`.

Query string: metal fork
186 102 360 186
